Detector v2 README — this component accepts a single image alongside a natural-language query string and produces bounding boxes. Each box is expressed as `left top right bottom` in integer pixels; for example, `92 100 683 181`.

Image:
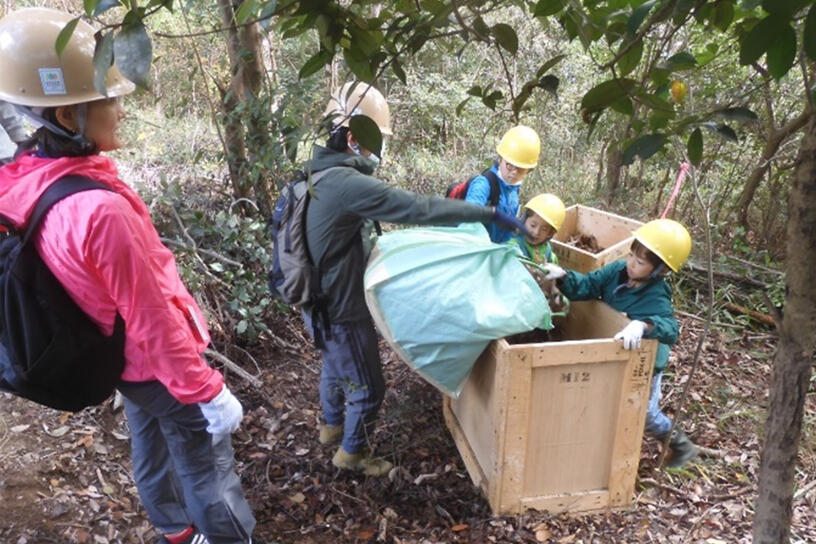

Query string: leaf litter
0 313 814 543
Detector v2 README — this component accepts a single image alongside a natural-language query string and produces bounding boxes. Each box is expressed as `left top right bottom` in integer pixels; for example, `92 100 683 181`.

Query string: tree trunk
605 144 622 205
650 165 672 217
239 16 274 213
218 0 272 210
734 109 811 227
594 139 608 193
752 116 816 543
217 0 249 199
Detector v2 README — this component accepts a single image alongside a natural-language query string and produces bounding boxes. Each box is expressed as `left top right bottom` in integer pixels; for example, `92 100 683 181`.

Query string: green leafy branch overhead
62 0 814 168
538 0 815 165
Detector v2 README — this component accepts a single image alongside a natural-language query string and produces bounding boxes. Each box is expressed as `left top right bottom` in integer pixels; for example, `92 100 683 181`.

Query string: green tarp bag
364 223 552 397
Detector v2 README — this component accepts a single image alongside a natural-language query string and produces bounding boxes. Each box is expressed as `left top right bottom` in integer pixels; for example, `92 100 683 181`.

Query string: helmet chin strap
12 103 89 143
648 262 666 279
630 262 666 283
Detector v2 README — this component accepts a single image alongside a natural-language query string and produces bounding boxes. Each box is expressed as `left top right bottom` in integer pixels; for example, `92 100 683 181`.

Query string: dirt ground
1 313 814 544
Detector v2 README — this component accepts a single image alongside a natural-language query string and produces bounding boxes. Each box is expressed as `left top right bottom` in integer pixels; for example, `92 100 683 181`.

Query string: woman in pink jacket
0 9 258 544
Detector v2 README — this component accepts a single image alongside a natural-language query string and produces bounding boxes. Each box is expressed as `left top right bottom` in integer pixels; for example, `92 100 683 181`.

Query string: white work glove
614 320 648 350
541 263 567 281
198 384 243 435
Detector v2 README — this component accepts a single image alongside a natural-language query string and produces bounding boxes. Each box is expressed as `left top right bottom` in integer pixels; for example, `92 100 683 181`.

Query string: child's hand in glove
614 320 648 350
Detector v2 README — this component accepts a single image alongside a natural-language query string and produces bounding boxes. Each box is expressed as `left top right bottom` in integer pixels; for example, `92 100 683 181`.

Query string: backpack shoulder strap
23 175 109 245
482 168 501 208
307 165 347 186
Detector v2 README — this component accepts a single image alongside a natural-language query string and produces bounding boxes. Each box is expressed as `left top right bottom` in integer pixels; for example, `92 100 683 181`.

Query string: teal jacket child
558 259 678 372
554 218 697 468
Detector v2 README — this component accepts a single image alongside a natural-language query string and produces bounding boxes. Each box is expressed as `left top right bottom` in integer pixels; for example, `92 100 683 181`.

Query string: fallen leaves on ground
1 314 814 544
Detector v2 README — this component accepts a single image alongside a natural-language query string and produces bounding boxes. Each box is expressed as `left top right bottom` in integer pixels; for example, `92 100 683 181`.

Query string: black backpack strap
23 175 108 245
482 168 501 208
302 166 351 346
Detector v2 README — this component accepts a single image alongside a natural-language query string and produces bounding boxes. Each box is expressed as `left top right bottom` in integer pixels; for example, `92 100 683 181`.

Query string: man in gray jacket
303 83 526 476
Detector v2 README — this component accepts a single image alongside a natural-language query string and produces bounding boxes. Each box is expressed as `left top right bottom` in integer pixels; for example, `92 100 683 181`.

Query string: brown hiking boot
332 446 393 476
318 423 343 445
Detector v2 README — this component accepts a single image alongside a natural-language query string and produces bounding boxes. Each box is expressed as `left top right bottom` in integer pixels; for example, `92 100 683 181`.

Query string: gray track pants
118 381 256 544
303 312 385 454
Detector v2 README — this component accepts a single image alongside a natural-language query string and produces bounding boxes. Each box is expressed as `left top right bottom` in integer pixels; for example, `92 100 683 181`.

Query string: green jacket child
507 193 565 265
552 218 698 469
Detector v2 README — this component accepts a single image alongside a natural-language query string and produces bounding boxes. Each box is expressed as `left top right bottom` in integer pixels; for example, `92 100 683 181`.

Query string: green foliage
299 49 333 79
628 0 657 34
687 127 703 166
349 114 383 156
621 133 667 165
55 17 80 58
146 178 275 343
581 78 638 113
84 0 121 17
492 23 519 55
703 122 739 142
92 31 115 96
713 107 758 121
83 0 811 340
616 41 643 77
766 23 797 79
534 0 566 17
90 0 815 176
711 0 735 32
114 21 153 88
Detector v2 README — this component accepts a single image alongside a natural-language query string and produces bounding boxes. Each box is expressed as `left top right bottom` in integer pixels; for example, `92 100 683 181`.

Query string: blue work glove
492 209 532 239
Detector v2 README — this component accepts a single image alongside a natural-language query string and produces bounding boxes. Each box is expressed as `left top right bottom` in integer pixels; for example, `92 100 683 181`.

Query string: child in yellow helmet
464 125 541 243
508 193 565 265
548 219 698 469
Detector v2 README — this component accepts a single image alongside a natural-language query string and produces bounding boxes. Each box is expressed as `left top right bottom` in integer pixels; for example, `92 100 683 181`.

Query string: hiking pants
644 371 673 437
118 381 255 544
303 313 385 454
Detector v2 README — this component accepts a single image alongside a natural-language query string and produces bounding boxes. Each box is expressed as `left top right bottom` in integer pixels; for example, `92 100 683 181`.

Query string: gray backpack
268 168 338 306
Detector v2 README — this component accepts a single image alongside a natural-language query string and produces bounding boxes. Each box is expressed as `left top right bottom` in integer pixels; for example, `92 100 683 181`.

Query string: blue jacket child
465 125 541 243
554 218 698 469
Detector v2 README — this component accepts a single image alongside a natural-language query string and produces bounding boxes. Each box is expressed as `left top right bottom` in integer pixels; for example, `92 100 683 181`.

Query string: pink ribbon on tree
660 162 690 218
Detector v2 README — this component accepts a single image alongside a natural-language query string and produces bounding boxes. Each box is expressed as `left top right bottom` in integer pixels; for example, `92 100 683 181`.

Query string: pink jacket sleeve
84 195 223 404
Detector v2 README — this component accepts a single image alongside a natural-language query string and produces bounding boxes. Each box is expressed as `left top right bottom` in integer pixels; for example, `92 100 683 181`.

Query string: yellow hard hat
0 8 135 107
324 82 392 136
633 219 692 272
523 193 565 231
496 125 540 169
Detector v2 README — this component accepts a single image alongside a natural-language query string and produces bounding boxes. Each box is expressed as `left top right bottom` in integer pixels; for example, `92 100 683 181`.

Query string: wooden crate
551 205 643 273
443 301 656 515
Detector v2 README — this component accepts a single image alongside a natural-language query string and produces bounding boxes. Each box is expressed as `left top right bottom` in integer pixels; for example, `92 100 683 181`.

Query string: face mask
349 141 383 168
